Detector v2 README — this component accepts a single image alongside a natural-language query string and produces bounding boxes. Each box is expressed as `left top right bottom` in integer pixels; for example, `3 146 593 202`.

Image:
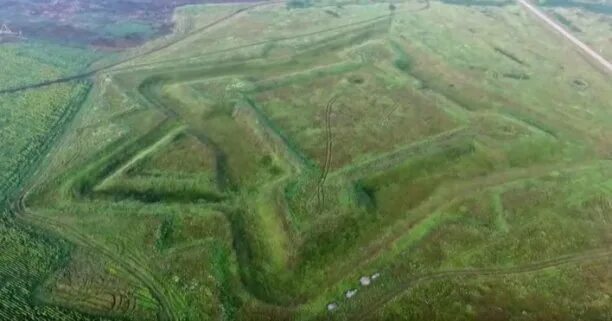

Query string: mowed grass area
9 1 612 321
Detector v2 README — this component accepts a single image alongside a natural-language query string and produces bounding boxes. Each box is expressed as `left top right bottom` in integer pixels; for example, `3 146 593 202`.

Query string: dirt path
517 0 612 74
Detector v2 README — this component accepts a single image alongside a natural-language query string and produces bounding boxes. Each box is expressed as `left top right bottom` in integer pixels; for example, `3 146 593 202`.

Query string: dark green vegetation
0 42 100 203
0 0 210 47
1 1 611 321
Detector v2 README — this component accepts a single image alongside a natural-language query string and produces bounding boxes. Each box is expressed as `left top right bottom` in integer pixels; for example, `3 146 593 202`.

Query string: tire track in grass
379 100 400 126
314 95 338 210
17 208 181 321
348 248 612 321
9 121 186 320
2 24 215 321
308 161 612 315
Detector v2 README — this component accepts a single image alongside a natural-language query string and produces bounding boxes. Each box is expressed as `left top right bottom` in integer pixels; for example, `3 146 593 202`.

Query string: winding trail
517 0 612 74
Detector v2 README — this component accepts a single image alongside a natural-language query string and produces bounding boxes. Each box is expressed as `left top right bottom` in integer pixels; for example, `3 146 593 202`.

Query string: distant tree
287 0 313 9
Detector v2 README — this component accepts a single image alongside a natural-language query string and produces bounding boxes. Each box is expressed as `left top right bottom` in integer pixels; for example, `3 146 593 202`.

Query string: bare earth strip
517 0 612 74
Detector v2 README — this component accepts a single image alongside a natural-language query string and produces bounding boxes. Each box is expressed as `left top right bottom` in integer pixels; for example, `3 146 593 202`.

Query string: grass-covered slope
5 1 612 321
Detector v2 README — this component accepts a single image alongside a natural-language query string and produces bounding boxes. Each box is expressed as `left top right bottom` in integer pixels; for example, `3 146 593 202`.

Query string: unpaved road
517 0 612 74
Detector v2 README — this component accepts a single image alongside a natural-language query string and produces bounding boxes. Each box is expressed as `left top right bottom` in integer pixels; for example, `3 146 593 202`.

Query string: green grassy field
0 41 109 320
2 0 611 320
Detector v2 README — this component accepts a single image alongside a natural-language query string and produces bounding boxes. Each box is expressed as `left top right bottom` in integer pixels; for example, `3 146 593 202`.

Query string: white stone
360 276 371 286
327 302 338 311
371 272 380 280
345 289 358 299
